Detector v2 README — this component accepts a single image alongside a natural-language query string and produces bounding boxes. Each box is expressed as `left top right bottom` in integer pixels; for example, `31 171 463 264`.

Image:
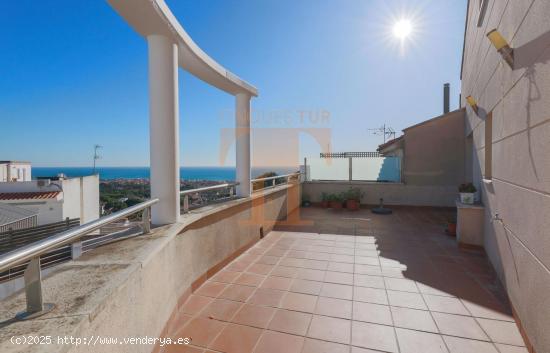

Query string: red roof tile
0 191 61 201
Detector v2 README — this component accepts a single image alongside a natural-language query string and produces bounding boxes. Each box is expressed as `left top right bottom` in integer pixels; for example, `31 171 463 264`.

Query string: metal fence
180 183 240 213
320 152 381 158
0 218 80 254
0 215 38 233
252 173 301 192
0 199 157 319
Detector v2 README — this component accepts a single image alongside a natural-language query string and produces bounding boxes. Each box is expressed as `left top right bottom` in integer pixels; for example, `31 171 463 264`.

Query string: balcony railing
180 183 240 213
304 156 401 182
0 198 158 320
252 173 301 192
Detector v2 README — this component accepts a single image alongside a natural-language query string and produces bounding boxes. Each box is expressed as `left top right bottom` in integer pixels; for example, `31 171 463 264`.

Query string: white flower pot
460 192 475 204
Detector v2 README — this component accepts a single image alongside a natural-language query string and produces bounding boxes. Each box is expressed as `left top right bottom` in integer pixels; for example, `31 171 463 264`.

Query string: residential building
0 161 31 182
460 0 550 351
0 174 100 225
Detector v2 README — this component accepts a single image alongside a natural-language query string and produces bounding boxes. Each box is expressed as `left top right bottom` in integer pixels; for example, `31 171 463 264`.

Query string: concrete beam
107 0 258 97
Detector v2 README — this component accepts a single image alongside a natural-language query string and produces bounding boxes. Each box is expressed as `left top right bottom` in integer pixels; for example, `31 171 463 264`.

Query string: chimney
443 83 450 114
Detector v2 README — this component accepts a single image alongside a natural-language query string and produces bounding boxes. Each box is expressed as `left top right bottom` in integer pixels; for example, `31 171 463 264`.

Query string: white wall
61 175 100 223
0 165 6 182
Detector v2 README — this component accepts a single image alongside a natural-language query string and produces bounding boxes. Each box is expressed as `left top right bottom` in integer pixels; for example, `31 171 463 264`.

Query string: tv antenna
368 124 396 143
92 144 102 174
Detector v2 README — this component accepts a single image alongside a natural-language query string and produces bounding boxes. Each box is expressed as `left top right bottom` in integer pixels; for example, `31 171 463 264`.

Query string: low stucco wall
0 184 297 353
302 181 457 207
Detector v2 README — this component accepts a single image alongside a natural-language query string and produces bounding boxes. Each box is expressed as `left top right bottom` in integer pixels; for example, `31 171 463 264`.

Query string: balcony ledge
0 184 295 353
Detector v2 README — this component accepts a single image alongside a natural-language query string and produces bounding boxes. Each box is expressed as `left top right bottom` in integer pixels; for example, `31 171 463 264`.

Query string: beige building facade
461 0 550 351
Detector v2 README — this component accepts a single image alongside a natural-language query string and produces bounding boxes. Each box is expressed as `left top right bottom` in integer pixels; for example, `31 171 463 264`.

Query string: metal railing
180 182 240 213
320 151 381 158
0 198 158 320
251 172 301 192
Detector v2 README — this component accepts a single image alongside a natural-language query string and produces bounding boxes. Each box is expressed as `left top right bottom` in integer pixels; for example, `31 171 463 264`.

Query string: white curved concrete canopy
108 0 258 97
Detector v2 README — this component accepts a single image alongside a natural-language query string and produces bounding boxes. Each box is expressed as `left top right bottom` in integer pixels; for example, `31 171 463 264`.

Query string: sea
32 166 298 181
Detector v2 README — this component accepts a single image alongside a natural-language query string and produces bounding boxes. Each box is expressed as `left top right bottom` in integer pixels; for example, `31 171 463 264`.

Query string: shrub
458 183 477 193
344 187 363 201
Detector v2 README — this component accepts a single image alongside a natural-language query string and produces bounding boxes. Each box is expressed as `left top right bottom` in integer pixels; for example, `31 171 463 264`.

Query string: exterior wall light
466 96 478 113
487 29 514 68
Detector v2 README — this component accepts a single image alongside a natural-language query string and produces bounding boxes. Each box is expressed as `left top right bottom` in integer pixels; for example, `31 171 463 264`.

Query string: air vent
37 179 51 187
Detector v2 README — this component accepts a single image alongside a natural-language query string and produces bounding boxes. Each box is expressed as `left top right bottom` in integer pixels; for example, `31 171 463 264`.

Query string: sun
393 19 413 40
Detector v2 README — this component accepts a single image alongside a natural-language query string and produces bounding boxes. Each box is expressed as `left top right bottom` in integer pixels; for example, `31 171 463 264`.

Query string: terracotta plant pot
321 201 329 208
446 222 457 236
346 199 360 211
329 201 343 209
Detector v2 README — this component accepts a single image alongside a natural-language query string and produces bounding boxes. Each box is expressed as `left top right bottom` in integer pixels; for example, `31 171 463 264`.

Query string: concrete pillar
235 93 251 197
147 35 180 224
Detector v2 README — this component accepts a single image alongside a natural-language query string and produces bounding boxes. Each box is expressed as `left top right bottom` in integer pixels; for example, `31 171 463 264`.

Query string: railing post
142 207 151 234
183 195 189 213
71 242 83 260
16 257 55 320
349 157 353 181
229 186 234 197
304 157 308 182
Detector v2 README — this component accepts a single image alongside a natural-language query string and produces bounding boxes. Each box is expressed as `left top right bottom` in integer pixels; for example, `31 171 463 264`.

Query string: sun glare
393 19 412 40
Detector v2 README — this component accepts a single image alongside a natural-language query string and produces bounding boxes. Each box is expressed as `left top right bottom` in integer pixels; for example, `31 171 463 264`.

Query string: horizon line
31 165 298 168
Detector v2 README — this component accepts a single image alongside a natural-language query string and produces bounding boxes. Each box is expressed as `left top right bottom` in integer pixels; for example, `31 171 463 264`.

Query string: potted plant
446 215 457 236
344 187 363 211
458 183 477 204
320 192 329 208
328 193 343 209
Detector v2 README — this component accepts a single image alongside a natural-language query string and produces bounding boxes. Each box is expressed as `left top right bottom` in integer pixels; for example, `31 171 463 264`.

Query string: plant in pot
344 187 363 211
458 183 477 204
328 193 343 209
446 214 457 236
320 192 329 208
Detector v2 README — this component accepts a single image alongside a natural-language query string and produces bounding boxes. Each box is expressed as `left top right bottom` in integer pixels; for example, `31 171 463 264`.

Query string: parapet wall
302 181 457 207
0 184 297 353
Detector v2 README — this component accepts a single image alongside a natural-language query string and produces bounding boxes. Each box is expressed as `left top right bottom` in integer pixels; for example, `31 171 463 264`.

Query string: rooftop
0 191 61 201
156 207 526 353
0 203 37 226
0 161 30 165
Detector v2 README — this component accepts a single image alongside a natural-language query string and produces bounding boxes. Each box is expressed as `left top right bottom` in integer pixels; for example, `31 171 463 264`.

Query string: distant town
0 160 280 233
100 178 230 213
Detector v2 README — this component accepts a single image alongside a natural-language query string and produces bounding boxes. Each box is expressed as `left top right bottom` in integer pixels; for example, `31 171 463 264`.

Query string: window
484 112 492 180
477 0 489 27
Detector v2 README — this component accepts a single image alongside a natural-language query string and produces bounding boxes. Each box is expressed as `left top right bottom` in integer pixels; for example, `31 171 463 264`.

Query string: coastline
32 166 297 181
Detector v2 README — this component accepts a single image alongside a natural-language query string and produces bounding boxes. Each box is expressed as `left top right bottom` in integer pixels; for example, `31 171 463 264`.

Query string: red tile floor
161 207 528 353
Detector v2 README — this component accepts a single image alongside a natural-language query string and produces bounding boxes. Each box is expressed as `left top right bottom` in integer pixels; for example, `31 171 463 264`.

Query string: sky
0 0 467 167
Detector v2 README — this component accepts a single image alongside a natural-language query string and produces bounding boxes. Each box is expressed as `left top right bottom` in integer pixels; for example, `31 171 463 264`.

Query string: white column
235 93 251 197
147 35 180 224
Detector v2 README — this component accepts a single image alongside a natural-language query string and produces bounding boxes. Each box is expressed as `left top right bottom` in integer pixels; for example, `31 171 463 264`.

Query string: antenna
92 144 102 174
368 124 396 143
